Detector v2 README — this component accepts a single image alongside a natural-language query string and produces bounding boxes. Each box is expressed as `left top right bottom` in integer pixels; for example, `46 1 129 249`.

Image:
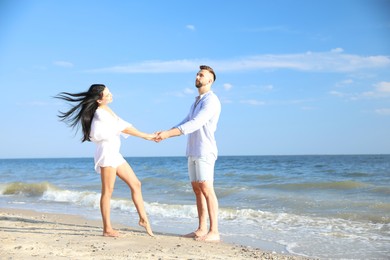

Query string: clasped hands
145 131 168 143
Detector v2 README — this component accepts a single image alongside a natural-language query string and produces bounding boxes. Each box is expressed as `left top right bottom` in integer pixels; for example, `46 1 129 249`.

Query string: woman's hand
123 127 158 141
143 133 157 141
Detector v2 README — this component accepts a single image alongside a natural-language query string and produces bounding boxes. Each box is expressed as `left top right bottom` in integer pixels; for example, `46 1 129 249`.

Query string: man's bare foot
195 232 220 242
103 230 119 237
182 229 207 238
139 219 154 237
182 232 197 238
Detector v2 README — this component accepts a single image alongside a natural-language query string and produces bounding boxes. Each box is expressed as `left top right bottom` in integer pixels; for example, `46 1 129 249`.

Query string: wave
2 181 389 226
370 186 390 195
7 180 371 199
0 182 100 209
0 182 57 196
343 172 373 178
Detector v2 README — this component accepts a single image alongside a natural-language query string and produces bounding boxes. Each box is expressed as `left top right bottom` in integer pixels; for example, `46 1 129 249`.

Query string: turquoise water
0 155 389 259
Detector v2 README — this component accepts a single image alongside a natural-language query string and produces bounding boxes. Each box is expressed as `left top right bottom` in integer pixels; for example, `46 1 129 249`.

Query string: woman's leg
116 162 154 236
100 166 119 237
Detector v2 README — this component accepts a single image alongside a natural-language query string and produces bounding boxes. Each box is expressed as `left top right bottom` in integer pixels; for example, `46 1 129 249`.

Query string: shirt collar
197 90 212 100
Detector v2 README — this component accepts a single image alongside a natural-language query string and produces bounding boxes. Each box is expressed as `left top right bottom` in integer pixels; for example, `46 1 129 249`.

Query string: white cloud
221 98 233 104
223 83 233 91
169 87 195 97
375 108 390 115
88 59 196 73
240 99 266 106
331 47 344 53
263 84 274 91
86 49 390 74
361 81 390 98
330 81 390 100
54 61 74 68
329 91 346 97
184 88 195 94
336 79 354 87
375 81 390 93
186 25 195 31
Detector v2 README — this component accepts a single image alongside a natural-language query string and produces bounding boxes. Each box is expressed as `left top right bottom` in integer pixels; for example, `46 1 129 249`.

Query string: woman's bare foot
183 228 207 238
139 219 154 237
195 231 220 242
103 229 120 237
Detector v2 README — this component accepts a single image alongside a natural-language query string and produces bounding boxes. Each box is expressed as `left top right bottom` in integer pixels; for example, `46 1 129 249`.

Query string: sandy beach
0 208 311 260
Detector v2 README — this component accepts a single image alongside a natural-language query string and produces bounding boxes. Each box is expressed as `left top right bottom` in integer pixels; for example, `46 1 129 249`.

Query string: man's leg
191 181 208 237
193 155 220 242
196 180 220 241
184 156 208 237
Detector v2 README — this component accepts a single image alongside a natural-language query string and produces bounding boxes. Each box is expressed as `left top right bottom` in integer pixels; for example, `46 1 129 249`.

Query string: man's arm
155 127 182 142
178 96 220 135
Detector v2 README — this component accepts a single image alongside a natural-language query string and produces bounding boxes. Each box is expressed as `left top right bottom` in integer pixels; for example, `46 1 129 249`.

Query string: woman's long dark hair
55 84 106 142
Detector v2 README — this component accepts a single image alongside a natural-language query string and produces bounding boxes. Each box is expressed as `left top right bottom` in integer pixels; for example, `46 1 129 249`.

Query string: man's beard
195 81 202 88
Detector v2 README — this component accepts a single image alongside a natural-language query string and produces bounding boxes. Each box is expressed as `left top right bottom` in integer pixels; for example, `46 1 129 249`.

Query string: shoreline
0 208 311 259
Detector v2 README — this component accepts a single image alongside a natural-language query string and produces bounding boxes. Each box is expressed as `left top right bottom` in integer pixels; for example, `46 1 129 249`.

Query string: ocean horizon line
1 153 389 160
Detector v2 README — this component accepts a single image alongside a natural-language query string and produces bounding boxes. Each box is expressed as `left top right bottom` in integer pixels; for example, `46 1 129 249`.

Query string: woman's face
98 87 113 105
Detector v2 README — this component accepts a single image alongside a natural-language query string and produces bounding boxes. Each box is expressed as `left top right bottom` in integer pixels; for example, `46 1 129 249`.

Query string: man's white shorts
188 154 216 182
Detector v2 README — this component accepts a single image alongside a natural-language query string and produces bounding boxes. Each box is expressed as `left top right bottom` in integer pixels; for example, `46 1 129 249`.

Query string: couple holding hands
56 65 221 242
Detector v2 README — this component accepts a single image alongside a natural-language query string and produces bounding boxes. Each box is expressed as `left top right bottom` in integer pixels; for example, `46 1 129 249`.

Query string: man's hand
144 133 157 141
154 128 181 143
154 131 168 143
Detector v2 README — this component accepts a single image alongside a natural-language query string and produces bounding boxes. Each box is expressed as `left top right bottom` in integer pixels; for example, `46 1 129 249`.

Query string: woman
55 84 154 237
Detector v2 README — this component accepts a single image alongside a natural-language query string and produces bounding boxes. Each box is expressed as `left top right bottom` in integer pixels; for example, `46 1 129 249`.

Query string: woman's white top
89 108 132 173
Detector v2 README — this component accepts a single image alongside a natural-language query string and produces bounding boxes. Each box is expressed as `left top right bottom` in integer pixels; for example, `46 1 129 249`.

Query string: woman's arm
122 126 156 140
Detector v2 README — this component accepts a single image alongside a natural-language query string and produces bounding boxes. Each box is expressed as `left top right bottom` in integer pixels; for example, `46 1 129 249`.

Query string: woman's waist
94 138 121 147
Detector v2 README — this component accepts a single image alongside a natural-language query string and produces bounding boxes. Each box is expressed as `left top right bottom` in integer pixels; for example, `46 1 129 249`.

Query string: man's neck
198 85 212 96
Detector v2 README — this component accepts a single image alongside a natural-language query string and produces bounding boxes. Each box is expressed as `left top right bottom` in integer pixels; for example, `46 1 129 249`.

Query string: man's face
195 69 212 88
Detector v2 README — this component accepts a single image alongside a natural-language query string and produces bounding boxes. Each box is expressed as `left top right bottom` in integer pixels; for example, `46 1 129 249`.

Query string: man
156 65 221 242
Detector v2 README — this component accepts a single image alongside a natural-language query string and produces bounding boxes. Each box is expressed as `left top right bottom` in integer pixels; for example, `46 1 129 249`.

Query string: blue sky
0 0 389 158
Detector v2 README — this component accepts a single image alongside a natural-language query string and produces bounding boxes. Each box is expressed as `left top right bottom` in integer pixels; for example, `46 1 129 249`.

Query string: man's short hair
200 65 216 82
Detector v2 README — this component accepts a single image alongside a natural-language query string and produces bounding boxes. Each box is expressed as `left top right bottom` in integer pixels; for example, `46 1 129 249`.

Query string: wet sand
0 208 311 259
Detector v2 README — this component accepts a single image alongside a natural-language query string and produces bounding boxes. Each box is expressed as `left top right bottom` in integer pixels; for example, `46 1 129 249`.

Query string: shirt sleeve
177 95 220 135
118 117 133 139
172 114 191 132
90 110 132 141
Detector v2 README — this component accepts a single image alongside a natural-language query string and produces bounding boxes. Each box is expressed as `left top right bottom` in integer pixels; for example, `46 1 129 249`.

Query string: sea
0 155 389 259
